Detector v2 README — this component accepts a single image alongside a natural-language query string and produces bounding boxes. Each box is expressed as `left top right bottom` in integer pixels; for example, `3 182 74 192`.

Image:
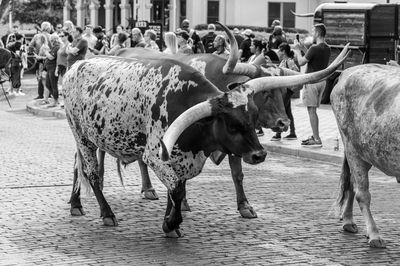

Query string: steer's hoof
165 229 184 238
103 216 118 226
70 207 85 216
162 222 183 238
239 206 258 219
142 189 159 200
369 238 386 248
343 223 358 233
181 199 191 212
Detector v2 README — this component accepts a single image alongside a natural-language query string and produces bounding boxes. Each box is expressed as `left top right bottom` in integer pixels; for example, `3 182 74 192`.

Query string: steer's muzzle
243 149 267 165
271 118 290 133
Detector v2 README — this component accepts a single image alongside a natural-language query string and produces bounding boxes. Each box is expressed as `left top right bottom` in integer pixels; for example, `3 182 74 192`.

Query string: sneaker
34 96 44 100
256 129 264 137
271 134 281 141
283 134 297 140
302 136 313 143
39 99 50 105
301 136 322 147
16 91 25 96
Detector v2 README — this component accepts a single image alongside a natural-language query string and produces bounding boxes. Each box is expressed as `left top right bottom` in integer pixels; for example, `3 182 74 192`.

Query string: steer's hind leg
346 148 385 248
229 155 257 218
139 159 159 200
162 181 185 238
76 145 118 226
69 152 86 216
339 155 357 233
97 149 106 190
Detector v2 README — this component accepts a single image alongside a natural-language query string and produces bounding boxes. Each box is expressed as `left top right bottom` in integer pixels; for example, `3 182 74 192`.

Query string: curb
0 93 16 102
262 143 344 165
26 100 66 119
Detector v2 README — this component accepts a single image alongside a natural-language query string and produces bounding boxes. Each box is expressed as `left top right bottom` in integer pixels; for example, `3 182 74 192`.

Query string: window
180 0 187 24
268 2 296 28
207 0 219 24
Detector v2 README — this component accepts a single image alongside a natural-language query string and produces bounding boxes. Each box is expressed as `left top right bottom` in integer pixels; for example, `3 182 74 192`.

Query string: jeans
45 66 59 101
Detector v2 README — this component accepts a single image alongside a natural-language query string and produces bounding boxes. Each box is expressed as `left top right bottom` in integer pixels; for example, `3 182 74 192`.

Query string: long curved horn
216 22 261 78
215 22 239 74
279 67 302 76
247 43 350 94
159 101 212 161
290 10 314 17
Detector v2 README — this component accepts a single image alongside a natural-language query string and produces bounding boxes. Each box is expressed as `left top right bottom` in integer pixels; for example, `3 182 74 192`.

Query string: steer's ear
227 82 245 91
159 138 169 161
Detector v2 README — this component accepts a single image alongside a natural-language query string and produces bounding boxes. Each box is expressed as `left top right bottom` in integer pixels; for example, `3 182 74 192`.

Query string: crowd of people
0 18 330 147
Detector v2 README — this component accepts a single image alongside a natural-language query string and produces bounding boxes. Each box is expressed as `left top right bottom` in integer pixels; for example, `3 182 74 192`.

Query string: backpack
188 29 204 53
203 34 216 53
187 29 194 48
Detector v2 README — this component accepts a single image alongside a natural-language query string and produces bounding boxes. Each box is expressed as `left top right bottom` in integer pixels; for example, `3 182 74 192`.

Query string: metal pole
8 0 12 31
172 0 176 32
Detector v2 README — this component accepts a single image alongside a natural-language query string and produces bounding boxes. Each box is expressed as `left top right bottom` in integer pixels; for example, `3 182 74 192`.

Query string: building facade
63 0 396 34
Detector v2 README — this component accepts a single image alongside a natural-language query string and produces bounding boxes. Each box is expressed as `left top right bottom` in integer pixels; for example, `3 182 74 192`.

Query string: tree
4 0 64 26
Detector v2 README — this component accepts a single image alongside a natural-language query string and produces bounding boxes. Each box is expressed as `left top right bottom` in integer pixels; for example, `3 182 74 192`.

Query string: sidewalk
24 80 344 165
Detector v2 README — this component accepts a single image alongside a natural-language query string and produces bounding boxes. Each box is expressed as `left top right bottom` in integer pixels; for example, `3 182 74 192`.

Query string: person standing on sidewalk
212 35 230 59
271 43 300 141
66 27 88 70
202 24 217 54
43 35 61 107
295 23 331 147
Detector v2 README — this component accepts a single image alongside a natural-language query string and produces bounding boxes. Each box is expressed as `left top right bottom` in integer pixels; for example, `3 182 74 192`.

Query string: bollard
334 136 339 151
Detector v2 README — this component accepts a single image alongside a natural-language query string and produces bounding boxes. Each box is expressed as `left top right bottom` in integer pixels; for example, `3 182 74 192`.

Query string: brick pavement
3 75 400 265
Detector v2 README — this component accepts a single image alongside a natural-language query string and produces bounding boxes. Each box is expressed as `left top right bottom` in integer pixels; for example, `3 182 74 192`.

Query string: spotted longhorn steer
101 24 319 219
332 64 400 248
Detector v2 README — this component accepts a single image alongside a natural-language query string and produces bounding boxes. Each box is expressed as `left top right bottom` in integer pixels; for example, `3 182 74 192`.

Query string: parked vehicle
295 3 400 103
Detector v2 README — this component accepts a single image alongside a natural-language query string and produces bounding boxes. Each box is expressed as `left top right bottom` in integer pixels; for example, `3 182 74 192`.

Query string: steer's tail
116 159 126 188
334 154 352 217
74 148 94 196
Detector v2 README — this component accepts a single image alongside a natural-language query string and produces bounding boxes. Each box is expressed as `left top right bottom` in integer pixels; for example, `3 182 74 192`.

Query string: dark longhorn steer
0 47 22 91
101 24 300 218
100 47 289 218
64 45 348 237
332 64 400 248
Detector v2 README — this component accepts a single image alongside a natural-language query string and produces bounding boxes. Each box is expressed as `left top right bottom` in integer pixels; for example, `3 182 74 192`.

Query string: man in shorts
295 23 331 147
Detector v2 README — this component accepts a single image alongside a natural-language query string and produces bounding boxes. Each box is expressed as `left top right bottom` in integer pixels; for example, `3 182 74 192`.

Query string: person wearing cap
201 23 217 54
180 19 204 53
233 27 244 48
268 25 286 49
91 26 108 55
268 19 286 50
176 30 193 55
239 29 254 62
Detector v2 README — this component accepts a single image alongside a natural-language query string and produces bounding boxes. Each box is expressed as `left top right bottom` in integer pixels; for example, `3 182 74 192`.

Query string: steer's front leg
229 155 257 218
162 180 185 238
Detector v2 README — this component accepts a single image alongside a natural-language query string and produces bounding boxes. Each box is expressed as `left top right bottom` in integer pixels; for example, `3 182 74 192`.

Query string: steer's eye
227 123 240 134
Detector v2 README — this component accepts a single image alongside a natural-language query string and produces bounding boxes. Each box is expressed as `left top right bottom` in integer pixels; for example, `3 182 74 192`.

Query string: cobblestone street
2 83 400 265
